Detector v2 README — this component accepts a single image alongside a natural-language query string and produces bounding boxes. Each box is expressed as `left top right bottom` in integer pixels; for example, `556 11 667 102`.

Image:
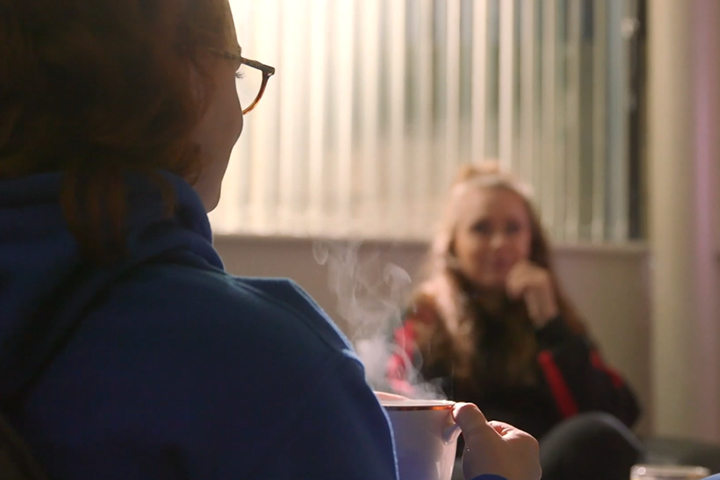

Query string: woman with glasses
0 0 540 479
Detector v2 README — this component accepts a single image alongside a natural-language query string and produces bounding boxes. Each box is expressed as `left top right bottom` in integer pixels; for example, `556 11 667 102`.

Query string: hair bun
452 160 534 199
454 160 506 182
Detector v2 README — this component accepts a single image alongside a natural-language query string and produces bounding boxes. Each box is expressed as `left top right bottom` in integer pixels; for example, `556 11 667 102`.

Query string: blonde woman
389 163 641 480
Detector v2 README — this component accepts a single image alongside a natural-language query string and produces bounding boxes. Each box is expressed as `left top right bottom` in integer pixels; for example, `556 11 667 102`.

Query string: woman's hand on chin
505 261 559 328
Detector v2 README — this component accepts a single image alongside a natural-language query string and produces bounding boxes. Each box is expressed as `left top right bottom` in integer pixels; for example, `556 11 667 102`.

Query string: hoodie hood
0 171 223 404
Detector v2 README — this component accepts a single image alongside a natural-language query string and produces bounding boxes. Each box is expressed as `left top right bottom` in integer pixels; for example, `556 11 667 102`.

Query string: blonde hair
408 161 585 391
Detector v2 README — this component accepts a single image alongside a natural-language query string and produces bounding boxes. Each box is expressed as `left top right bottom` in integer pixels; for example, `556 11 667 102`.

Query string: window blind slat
520 0 536 190
471 0 489 165
388 0 407 235
592 0 608 242
359 0 381 235
444 0 462 188
541 0 557 236
334 0 355 231
607 0 630 241
566 0 583 242
499 0 515 171
308 0 329 232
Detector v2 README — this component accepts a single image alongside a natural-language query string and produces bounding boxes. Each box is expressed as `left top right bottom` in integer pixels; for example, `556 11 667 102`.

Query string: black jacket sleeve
535 316 641 427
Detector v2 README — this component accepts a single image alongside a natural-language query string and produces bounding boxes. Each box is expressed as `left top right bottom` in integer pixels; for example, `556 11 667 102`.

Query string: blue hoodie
0 171 504 480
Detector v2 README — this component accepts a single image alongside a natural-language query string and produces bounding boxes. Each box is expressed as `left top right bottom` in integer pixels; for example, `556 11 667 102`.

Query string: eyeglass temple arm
242 57 275 76
242 74 271 114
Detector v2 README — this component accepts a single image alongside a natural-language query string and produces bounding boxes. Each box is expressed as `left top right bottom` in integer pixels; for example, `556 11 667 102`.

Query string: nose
490 231 508 249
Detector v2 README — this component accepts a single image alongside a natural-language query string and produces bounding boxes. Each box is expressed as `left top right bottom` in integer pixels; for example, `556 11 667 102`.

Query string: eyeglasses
208 47 276 114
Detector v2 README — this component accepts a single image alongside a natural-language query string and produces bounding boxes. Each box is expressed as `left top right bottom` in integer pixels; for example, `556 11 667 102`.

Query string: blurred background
210 0 719 446
214 0 643 242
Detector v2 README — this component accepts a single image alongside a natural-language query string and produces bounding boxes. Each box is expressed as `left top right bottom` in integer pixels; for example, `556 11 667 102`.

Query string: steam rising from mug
313 241 445 399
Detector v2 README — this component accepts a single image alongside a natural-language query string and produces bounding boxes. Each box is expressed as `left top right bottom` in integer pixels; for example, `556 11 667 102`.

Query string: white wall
553 244 651 435
647 0 720 442
214 235 653 435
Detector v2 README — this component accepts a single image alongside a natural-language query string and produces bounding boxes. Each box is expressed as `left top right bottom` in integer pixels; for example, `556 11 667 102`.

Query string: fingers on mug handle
486 420 515 435
452 403 490 433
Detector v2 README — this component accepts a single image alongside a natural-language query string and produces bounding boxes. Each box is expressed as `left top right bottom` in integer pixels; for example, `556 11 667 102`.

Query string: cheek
223 82 243 141
455 234 489 265
233 108 244 142
515 232 532 259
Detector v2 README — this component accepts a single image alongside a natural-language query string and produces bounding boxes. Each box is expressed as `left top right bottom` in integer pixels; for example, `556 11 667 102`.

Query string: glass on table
631 464 711 480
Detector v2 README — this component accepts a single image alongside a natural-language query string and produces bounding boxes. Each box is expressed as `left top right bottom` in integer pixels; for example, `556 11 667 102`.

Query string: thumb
452 403 493 438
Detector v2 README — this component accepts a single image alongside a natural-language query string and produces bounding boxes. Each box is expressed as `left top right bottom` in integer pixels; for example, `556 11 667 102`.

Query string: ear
185 49 218 108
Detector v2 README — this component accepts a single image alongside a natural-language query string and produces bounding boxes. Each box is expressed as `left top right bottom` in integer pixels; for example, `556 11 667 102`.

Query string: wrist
533 310 558 329
535 315 574 347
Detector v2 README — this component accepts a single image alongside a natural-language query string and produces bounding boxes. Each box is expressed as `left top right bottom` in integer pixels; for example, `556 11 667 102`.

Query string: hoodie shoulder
20 262 396 480
92 262 357 362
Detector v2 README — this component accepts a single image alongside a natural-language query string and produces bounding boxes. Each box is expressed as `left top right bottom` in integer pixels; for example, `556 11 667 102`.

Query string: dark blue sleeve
256 355 399 480
212 277 399 479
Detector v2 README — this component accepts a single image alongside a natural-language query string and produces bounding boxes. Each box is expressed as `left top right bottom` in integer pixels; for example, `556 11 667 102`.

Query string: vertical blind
211 0 640 243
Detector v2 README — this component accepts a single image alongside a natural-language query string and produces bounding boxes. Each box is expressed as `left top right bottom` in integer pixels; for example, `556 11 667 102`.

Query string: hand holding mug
506 261 558 327
453 403 541 480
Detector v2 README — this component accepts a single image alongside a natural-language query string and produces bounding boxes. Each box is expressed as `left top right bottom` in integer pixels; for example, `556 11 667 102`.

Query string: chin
477 276 507 290
201 187 222 213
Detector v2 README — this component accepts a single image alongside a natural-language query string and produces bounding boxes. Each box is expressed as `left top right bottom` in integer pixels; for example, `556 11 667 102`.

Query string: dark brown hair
0 0 230 261
407 162 586 392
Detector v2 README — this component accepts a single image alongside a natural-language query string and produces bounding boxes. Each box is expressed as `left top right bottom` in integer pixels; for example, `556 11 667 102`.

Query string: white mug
381 399 462 480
